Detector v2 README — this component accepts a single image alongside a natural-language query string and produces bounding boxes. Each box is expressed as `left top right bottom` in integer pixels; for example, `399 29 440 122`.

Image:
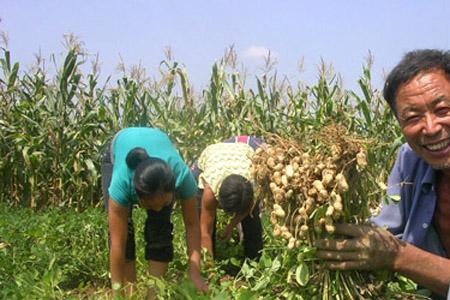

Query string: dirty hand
314 223 405 271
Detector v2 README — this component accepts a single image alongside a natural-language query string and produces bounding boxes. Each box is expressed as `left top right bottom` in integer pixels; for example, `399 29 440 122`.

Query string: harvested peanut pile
252 124 369 247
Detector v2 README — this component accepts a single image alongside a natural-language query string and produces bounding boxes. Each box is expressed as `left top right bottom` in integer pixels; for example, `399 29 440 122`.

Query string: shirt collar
420 162 439 192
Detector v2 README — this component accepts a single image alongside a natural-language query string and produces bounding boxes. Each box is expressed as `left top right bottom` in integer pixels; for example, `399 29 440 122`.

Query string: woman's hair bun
126 147 150 170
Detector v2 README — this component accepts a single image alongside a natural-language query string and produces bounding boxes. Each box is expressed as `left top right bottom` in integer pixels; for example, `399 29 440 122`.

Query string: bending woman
101 127 207 294
191 136 264 261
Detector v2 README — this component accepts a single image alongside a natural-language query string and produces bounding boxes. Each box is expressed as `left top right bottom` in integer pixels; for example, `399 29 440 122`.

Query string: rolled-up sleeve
177 169 198 200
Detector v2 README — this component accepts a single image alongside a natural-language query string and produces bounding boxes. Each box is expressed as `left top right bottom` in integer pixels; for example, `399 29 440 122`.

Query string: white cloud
242 46 276 61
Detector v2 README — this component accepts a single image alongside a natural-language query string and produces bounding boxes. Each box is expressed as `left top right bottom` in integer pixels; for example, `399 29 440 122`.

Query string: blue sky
1 1 450 92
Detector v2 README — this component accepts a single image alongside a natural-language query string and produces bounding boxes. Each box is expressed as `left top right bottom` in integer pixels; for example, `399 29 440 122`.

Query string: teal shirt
108 127 197 206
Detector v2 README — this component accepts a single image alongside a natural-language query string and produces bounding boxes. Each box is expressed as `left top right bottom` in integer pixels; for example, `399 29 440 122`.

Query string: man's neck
434 171 450 257
441 168 450 179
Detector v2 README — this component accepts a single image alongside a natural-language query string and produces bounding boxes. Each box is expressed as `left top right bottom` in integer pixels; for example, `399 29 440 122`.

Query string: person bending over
192 137 264 261
101 127 207 296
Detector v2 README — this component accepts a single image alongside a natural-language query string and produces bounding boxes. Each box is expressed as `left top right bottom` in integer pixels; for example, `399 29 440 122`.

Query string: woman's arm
108 198 135 289
199 185 218 257
181 196 208 292
220 210 249 241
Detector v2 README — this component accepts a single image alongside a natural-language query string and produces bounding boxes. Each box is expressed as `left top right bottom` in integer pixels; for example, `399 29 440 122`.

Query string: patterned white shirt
197 143 254 198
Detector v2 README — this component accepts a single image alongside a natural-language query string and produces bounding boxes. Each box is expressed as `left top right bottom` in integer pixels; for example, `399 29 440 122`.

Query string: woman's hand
189 270 209 293
181 196 209 293
219 210 248 242
108 198 136 295
219 224 234 242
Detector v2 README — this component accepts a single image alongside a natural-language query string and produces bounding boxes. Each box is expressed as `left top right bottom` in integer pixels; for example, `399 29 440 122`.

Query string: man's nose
422 113 442 136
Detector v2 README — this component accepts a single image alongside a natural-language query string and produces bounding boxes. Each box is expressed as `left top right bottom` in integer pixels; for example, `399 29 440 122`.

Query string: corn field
0 43 429 299
0 44 402 209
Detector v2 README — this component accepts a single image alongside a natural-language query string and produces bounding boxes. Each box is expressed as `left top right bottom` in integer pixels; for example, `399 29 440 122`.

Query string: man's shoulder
396 143 425 169
392 143 435 186
397 143 415 158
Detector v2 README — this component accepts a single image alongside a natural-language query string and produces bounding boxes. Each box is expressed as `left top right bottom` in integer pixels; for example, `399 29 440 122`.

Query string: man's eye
435 107 450 116
405 115 420 123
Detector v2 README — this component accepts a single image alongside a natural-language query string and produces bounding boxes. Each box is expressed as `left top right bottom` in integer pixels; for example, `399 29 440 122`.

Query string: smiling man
315 49 450 299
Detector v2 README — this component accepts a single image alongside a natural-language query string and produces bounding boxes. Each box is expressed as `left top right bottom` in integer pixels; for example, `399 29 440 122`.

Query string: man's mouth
423 138 450 151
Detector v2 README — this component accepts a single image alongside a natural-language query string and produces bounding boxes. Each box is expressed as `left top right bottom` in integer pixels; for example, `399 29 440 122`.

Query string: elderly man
315 49 450 299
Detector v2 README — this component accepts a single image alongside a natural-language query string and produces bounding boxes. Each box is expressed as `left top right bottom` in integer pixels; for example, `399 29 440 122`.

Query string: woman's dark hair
126 147 176 198
383 49 450 116
218 174 254 215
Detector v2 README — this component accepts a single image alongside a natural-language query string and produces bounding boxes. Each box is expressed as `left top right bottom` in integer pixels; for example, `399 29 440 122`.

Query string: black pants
101 142 174 262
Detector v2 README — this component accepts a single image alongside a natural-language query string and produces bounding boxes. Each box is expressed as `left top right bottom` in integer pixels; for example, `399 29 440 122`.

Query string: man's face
396 69 450 170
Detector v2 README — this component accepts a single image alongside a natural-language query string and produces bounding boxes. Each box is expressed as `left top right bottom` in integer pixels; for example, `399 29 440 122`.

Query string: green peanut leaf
295 263 310 286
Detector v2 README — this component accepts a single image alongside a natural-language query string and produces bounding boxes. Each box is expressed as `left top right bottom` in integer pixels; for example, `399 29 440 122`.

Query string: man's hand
189 271 209 293
315 223 405 270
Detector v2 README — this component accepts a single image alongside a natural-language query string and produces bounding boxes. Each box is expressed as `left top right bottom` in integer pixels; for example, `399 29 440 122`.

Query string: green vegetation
0 204 428 299
0 41 431 298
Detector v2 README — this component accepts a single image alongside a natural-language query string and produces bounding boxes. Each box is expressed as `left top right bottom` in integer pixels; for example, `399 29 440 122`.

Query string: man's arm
200 185 217 257
394 240 450 296
181 196 208 293
315 223 450 297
